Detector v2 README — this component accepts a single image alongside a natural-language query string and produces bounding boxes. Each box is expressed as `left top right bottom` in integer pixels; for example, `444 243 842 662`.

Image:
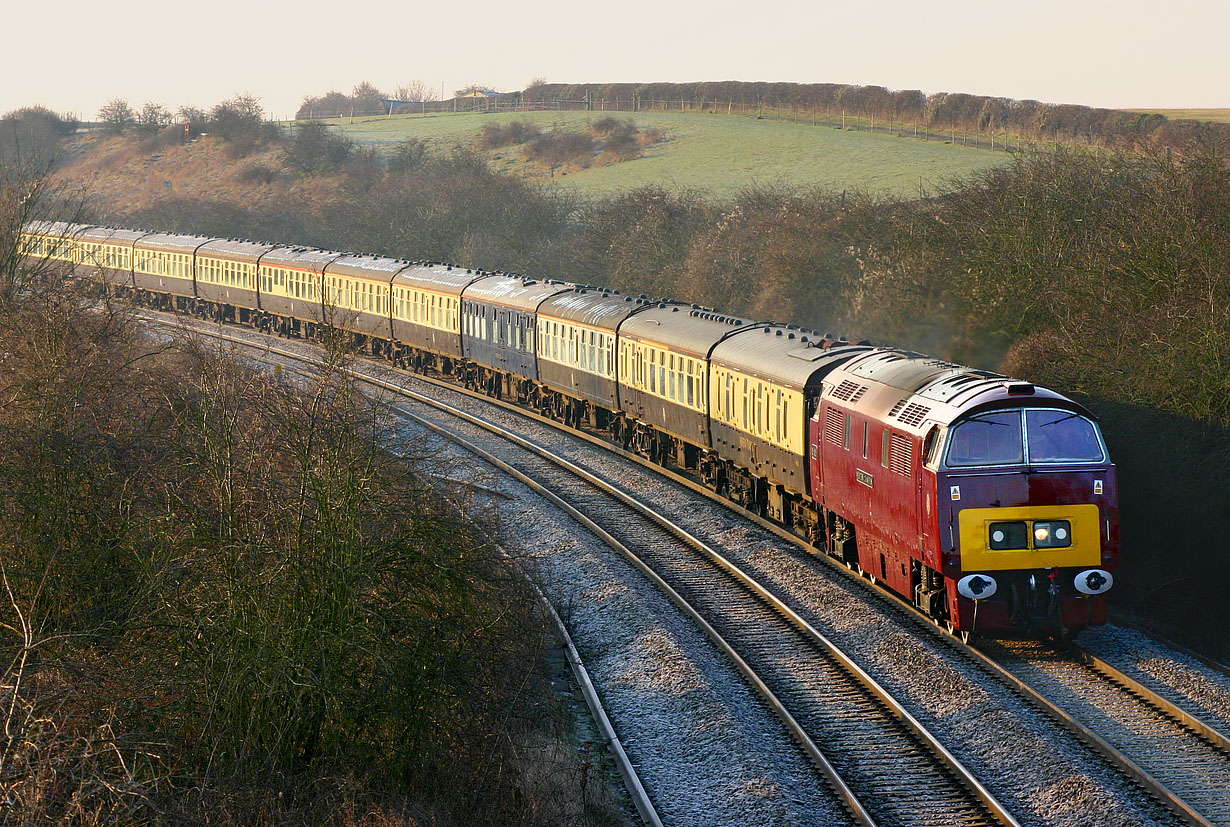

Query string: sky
4 0 1228 121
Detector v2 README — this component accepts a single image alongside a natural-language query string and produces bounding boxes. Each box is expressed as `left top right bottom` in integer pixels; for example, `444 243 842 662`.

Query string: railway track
159 318 1018 826
144 313 1230 825
978 640 1230 826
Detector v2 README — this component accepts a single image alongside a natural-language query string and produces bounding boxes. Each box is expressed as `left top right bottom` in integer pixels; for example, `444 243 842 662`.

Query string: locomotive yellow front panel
958 504 1101 571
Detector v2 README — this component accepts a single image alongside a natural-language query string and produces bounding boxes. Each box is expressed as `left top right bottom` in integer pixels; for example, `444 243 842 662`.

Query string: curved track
161 318 1019 827
144 312 1230 825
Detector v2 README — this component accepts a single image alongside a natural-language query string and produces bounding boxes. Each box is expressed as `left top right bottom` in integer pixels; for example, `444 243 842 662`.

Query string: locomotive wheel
945 621 971 644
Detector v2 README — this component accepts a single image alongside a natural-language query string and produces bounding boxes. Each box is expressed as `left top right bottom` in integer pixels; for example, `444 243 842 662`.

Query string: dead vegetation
0 148 629 824
473 118 665 173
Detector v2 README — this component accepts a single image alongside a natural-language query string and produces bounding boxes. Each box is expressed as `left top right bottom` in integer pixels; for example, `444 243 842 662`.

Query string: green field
1125 108 1230 123
306 110 1008 199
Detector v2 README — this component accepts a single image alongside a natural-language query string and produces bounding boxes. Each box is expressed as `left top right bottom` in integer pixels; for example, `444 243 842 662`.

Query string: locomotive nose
1074 569 1114 596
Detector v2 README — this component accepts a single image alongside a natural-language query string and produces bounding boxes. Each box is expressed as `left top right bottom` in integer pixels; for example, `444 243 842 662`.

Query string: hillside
58 133 341 216
304 110 1007 199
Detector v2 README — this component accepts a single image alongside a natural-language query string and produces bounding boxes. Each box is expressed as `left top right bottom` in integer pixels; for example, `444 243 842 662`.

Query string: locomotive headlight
1032 520 1072 549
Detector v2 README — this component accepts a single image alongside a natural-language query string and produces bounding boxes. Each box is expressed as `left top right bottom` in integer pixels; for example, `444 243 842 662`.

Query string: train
21 221 1119 638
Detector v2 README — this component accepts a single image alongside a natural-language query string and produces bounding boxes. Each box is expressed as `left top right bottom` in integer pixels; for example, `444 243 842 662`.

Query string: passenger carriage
132 231 215 310
257 246 341 337
460 275 572 398
617 305 761 465
710 328 869 522
389 263 483 373
534 289 648 428
59 225 144 291
20 221 84 267
194 239 274 323
322 253 408 352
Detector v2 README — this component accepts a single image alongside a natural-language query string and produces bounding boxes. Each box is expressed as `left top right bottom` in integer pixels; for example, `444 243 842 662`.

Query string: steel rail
1066 644 1230 754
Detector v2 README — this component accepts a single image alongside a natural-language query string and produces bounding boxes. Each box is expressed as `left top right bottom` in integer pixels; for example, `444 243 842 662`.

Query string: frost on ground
1079 624 1230 730
483 472 849 826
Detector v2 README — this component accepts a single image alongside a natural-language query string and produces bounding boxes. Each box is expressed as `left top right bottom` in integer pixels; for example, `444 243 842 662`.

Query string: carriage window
946 411 1025 467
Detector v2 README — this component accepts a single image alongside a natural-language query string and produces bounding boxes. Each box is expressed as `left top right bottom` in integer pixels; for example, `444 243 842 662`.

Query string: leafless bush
523 132 595 169
238 162 280 184
476 120 540 150
638 127 665 146
588 116 623 137
598 128 639 162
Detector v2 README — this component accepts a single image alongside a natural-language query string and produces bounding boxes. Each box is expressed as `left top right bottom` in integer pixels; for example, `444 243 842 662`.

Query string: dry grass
55 133 316 214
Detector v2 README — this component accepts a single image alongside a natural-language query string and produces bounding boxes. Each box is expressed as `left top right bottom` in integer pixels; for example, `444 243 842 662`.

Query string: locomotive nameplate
855 469 874 488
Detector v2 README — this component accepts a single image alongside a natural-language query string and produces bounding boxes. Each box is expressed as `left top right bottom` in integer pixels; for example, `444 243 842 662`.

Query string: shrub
523 131 595 169
475 120 539 150
388 138 430 173
639 127 666 146
285 120 352 176
589 116 624 136
599 128 639 162
238 162 279 184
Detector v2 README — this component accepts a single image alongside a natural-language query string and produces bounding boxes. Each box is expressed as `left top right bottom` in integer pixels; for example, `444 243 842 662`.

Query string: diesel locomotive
22 221 1119 638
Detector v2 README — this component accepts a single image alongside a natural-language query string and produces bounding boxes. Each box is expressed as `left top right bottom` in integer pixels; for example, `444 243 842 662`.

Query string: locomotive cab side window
923 425 945 469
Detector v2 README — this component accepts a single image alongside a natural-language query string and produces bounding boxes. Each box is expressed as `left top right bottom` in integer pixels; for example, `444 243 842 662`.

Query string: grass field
305 110 1008 199
1124 108 1230 123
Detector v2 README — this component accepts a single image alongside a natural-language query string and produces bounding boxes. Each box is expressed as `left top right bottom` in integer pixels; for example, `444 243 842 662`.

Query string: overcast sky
5 0 1227 120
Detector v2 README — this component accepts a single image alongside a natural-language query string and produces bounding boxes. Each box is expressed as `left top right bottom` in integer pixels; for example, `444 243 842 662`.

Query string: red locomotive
814 350 1117 637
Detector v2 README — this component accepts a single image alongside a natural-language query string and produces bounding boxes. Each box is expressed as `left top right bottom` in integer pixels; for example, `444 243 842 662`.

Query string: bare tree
0 151 90 304
350 81 385 115
393 80 439 103
136 101 172 135
97 98 135 136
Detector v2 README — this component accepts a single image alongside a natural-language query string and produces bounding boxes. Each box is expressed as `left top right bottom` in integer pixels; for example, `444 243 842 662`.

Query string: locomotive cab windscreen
942 408 1107 468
